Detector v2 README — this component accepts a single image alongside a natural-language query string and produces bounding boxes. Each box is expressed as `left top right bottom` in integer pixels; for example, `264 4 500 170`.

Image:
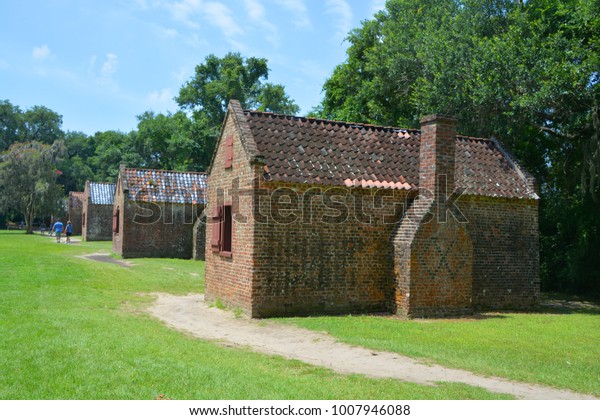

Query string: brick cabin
205 100 540 318
82 181 116 241
67 191 85 235
112 165 206 259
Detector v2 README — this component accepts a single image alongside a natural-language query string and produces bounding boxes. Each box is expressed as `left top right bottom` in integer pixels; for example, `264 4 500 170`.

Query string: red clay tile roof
242 110 537 199
123 168 207 204
455 136 534 199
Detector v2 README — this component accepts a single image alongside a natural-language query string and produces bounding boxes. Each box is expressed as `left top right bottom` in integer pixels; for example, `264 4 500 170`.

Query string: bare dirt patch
147 293 596 400
78 253 133 267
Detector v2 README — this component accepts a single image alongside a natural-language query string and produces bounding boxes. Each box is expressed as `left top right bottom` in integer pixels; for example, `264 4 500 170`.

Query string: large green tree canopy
176 52 299 168
0 100 64 150
320 0 599 294
0 141 66 232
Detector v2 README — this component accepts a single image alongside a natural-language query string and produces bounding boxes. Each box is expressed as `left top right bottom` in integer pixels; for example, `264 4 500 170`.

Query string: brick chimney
419 115 457 202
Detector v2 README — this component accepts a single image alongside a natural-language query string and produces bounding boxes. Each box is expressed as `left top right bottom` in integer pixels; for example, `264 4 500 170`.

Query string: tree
176 52 299 169
89 130 142 181
1 100 65 150
0 100 24 151
133 111 200 171
320 0 600 295
21 106 63 144
57 131 95 192
0 141 66 233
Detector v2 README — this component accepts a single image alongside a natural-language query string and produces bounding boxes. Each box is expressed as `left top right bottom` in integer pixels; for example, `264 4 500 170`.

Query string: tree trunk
25 193 35 234
26 208 35 234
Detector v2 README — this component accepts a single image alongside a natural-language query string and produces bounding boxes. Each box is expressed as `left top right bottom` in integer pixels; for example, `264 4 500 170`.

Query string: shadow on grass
537 292 600 315
297 293 600 322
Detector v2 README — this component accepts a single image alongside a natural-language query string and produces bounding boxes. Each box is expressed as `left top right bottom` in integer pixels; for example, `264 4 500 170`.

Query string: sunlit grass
0 231 508 400
280 300 600 396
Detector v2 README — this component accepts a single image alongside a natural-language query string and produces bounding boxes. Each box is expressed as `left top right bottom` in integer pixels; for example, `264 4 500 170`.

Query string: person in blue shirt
52 220 64 243
65 221 73 244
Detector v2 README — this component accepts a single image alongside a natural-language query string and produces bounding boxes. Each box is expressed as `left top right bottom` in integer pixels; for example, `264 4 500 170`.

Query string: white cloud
32 44 51 61
88 55 97 73
227 38 249 53
204 2 243 38
244 0 265 20
243 0 280 47
101 53 118 77
274 0 311 29
147 88 174 106
370 0 386 15
133 0 164 9
160 27 179 38
162 0 244 44
296 59 328 81
88 53 119 90
182 33 209 48
167 0 203 29
172 67 191 83
324 0 353 41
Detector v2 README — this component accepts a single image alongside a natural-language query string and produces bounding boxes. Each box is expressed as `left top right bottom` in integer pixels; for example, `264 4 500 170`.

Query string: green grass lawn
0 231 507 400
280 300 600 396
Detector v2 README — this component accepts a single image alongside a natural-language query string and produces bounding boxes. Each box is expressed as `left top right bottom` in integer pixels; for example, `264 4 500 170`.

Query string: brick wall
192 215 206 260
393 195 474 318
459 195 540 309
419 115 456 202
115 201 202 259
252 182 410 317
82 202 113 241
204 109 259 314
391 115 474 318
67 192 83 235
112 181 125 256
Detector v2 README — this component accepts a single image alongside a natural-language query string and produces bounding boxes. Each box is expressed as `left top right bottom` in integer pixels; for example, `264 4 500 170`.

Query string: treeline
316 0 599 296
1 1 598 295
1 53 299 194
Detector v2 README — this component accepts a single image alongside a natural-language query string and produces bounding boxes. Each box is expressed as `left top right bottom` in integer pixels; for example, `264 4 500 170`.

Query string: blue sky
1 0 385 135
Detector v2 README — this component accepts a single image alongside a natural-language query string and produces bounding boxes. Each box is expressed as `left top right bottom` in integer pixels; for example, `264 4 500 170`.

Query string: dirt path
147 293 596 400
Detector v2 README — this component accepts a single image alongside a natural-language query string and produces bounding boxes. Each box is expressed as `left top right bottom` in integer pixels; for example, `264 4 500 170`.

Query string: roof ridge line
124 167 207 175
456 135 492 142
489 136 539 199
244 109 421 133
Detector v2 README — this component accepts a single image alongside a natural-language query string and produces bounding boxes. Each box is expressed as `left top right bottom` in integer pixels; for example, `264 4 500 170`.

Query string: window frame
113 206 120 234
211 202 233 257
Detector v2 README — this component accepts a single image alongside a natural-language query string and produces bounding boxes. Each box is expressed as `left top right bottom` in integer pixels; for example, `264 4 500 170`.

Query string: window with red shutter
221 204 232 256
112 207 120 233
211 206 221 252
224 135 233 168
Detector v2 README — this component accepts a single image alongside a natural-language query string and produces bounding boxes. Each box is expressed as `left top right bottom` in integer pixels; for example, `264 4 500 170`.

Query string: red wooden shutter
210 206 222 251
221 204 232 255
224 135 233 168
112 208 119 233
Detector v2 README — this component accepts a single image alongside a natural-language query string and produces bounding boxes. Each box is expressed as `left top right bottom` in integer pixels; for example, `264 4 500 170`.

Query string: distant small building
112 165 206 259
67 191 85 235
82 181 116 241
